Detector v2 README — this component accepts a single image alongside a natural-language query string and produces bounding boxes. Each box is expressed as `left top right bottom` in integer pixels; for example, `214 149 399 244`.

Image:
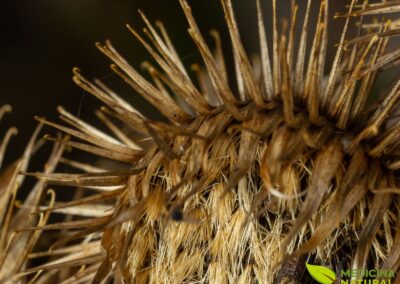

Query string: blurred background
0 0 347 165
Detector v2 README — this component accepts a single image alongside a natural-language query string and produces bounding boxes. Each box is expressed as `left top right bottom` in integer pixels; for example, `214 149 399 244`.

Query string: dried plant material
0 108 66 283
3 0 400 283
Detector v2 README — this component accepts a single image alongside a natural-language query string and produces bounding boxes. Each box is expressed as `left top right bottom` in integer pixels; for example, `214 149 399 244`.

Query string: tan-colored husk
2 0 400 283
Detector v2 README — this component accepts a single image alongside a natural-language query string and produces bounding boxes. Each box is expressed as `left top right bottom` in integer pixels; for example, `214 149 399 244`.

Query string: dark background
0 0 347 165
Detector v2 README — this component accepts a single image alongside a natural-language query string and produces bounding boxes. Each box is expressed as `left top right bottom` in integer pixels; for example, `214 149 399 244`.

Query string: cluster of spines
1 0 400 283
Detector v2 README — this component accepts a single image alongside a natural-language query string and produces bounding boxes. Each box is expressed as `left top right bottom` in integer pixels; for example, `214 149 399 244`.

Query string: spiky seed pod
8 0 400 283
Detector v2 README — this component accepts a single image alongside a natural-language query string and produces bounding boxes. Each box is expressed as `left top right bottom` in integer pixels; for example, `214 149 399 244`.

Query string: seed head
2 0 400 283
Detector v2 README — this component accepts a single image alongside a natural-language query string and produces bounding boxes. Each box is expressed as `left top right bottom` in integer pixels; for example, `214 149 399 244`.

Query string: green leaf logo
306 263 336 284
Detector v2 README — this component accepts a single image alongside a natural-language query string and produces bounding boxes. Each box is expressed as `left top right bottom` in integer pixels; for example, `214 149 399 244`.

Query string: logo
306 263 396 284
306 263 336 284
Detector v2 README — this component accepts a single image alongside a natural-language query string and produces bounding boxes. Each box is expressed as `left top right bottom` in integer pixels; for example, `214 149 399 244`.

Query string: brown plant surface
2 0 400 283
